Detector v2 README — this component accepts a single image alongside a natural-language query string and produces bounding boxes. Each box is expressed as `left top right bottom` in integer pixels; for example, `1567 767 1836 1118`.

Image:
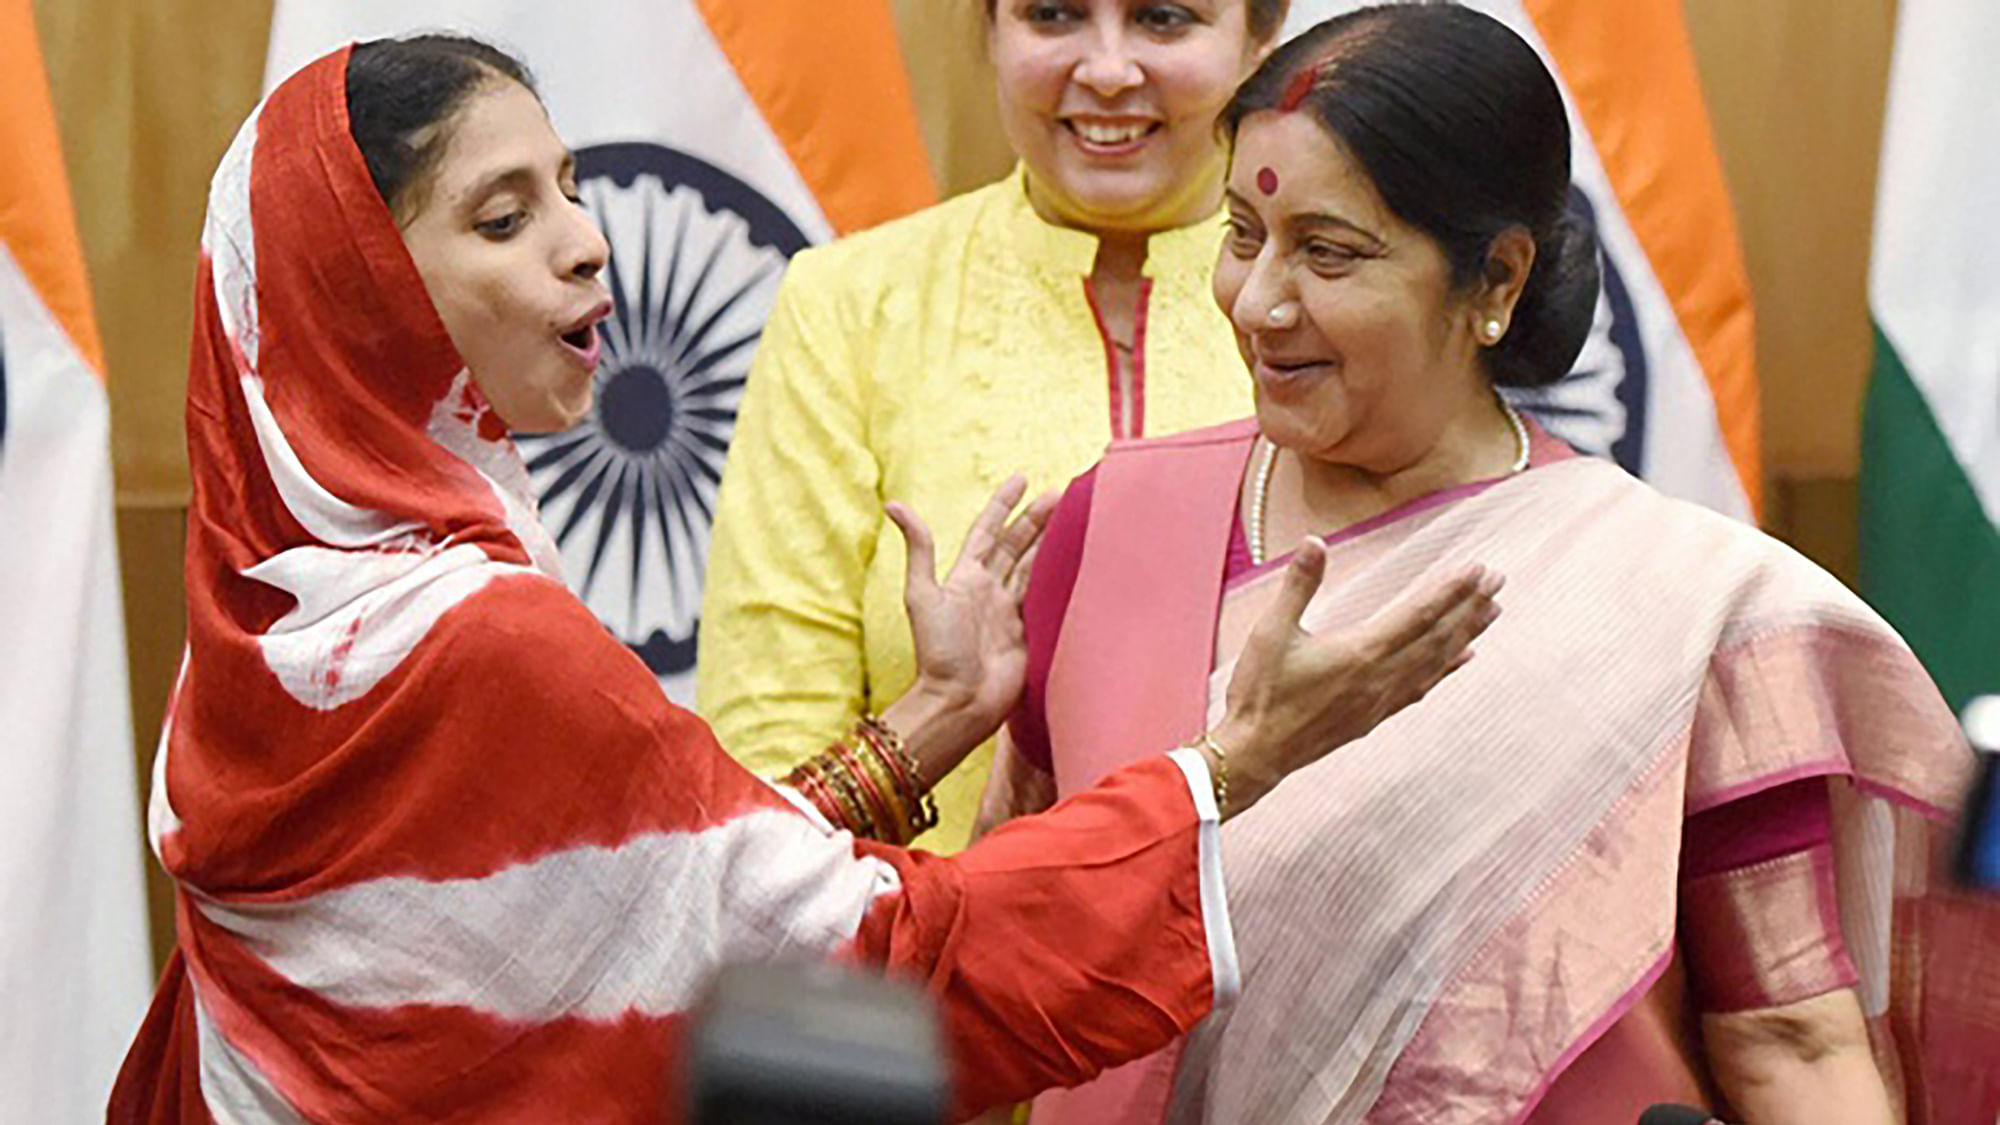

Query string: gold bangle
817 745 878 840
830 737 892 841
857 738 915 846
1194 731 1230 818
788 758 852 834
860 713 939 837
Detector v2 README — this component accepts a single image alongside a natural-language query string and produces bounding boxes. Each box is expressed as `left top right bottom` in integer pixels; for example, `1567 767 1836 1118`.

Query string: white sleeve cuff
1166 748 1241 1010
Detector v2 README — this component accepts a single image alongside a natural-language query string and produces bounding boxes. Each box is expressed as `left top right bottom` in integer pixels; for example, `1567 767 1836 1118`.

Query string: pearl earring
1481 318 1504 344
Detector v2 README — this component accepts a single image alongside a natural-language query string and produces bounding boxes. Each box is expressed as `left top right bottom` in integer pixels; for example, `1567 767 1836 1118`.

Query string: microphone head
1637 1105 1714 1125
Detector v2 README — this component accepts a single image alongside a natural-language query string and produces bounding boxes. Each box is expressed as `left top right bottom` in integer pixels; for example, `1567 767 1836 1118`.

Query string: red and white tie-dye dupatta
109 49 1235 1125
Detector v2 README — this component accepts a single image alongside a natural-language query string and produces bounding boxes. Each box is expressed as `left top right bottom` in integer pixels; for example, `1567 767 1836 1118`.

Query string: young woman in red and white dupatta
993 8 1998 1125
106 35 1504 1125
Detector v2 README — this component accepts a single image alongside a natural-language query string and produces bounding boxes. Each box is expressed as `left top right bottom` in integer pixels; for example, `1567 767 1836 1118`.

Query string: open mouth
1063 118 1163 153
557 301 612 368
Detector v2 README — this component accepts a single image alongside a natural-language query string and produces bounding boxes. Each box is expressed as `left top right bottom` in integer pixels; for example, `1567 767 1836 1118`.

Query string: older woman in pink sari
989 7 1996 1125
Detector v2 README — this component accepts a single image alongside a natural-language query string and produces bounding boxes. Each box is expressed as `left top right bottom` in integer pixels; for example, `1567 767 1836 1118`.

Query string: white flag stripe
1868 0 2000 525
0 241 152 1118
197 809 902 1021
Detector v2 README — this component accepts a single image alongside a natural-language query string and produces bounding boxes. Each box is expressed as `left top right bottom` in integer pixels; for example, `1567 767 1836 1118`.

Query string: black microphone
684 960 948 1125
1637 1105 1719 1125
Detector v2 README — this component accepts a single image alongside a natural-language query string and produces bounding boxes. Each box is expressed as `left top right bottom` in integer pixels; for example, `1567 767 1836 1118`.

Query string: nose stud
1267 302 1300 329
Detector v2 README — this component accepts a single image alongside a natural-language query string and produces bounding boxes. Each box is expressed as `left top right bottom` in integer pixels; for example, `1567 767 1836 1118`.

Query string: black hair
1222 2 1598 388
345 35 539 223
982 0 1292 44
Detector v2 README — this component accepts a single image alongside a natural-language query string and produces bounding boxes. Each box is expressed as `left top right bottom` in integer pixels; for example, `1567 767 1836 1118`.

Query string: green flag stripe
1859 323 2000 714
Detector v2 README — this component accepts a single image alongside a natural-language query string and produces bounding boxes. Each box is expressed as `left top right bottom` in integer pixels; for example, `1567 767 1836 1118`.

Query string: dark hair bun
1489 212 1600 389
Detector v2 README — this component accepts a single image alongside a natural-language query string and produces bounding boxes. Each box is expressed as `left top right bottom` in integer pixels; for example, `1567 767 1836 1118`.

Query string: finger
956 474 1029 573
1393 585 1501 688
1393 586 1498 681
885 502 940 601
1427 575 1500 649
993 489 1060 579
1410 646 1476 703
1007 540 1042 603
1252 537 1327 642
1367 566 1492 654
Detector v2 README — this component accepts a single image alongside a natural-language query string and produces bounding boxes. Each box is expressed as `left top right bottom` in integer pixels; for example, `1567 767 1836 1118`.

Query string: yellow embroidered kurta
698 172 1250 851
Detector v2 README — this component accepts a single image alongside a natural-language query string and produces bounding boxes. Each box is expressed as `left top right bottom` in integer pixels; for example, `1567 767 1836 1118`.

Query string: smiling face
1213 110 1508 471
399 78 612 435
989 0 1271 234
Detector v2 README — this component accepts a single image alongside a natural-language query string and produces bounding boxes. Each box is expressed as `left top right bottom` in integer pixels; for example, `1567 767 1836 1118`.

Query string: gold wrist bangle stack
782 713 939 846
1192 730 1231 818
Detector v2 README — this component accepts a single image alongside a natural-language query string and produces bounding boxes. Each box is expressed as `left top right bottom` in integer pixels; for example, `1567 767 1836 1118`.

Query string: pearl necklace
1247 396 1531 567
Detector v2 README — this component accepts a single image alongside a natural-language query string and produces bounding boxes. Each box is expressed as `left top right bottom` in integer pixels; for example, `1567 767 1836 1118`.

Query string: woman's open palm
888 475 1058 732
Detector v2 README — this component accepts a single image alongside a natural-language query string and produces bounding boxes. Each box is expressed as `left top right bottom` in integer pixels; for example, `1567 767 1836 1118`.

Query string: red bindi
1256 167 1279 196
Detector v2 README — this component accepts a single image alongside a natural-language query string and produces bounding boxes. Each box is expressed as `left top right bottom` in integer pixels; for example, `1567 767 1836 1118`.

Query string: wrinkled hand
1212 539 1503 814
883 475 1058 780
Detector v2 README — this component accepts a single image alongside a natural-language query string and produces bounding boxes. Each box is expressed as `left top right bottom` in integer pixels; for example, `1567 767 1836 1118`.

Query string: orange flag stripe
1525 0 1761 514
694 0 936 236
0 0 104 377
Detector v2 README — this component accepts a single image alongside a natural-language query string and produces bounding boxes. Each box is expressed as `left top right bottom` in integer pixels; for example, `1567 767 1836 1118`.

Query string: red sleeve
1009 468 1099 773
854 753 1216 1119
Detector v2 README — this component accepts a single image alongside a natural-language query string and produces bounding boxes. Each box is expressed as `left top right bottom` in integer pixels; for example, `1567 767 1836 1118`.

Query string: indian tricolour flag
266 1 935 704
0 0 153 1117
1285 0 1761 520
1860 0 2000 716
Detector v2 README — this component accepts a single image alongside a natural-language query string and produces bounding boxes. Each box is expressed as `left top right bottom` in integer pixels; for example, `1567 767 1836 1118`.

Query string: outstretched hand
882 475 1058 782
1212 540 1503 813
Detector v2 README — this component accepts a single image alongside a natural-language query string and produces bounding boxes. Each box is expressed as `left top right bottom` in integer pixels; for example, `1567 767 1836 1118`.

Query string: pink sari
1029 419 1994 1125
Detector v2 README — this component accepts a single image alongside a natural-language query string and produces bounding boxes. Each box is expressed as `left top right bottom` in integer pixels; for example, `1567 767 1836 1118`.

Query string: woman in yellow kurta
700 0 1288 850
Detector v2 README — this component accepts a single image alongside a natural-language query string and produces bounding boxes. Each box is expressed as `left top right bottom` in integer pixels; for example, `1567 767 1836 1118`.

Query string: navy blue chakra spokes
516 144 809 691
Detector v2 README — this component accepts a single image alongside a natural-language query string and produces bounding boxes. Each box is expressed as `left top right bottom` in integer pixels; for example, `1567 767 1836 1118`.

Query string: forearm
879 680 998 788
854 751 1227 1117
1703 989 1897 1125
